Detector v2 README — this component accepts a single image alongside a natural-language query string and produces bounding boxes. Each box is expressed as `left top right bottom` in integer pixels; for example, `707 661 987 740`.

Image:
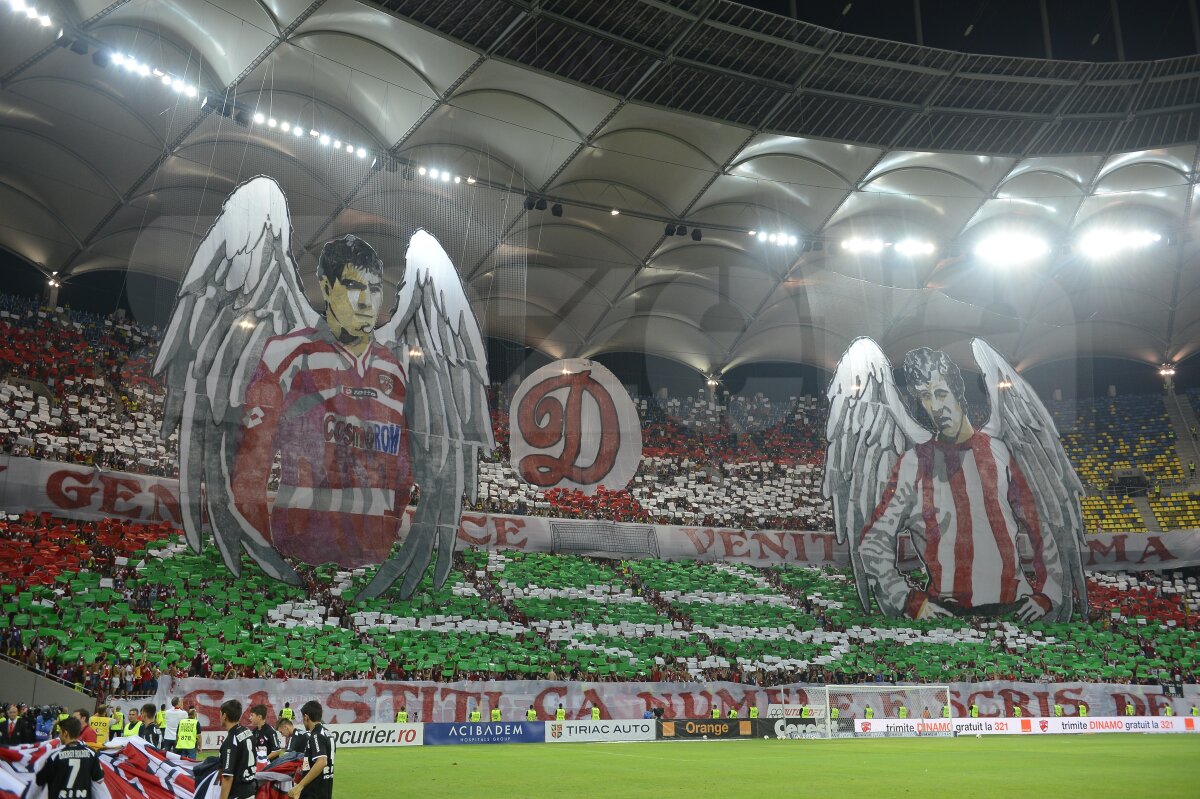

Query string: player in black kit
288 700 334 799
36 717 104 799
218 699 258 799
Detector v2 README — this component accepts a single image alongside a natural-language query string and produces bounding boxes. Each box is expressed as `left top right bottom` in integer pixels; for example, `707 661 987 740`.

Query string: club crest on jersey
378 374 395 394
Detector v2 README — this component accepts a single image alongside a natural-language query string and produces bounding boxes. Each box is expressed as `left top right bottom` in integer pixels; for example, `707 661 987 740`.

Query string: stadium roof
0 0 1198 376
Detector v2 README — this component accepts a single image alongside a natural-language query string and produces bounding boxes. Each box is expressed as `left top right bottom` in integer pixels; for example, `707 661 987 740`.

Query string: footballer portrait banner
148 175 500 601
422 722 544 746
509 358 643 495
825 338 1087 622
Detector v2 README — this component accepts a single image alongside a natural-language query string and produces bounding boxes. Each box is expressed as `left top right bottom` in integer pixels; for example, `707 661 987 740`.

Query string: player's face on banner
915 372 964 441
322 264 384 336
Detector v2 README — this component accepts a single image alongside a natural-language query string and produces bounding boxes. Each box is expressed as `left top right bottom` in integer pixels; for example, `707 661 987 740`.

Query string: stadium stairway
1132 495 1162 532
1164 387 1200 488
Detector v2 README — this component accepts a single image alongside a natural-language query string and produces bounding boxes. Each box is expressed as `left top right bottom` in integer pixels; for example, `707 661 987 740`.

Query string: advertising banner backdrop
658 719 756 740
854 717 1199 736
158 677 1200 729
326 723 423 748
7 454 1197 572
423 722 544 746
765 718 822 739
545 720 656 743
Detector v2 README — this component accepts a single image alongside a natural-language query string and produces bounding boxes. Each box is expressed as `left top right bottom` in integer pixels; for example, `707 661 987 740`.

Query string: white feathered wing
972 338 1087 621
823 337 931 612
154 175 318 584
356 230 494 600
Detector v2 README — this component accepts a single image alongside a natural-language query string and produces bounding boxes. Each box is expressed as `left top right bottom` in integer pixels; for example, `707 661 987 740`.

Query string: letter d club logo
510 359 642 495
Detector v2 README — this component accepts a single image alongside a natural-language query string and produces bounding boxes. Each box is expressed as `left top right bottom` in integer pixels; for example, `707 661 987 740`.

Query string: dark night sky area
741 0 1200 61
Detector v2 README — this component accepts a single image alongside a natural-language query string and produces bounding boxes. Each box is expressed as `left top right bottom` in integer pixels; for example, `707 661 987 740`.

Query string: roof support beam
55 0 330 276
0 0 130 87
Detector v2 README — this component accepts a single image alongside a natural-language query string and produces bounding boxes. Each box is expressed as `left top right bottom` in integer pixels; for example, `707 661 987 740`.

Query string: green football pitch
316 735 1200 798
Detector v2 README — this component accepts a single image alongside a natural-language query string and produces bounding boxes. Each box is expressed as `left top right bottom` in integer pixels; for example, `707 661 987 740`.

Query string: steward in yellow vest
526 706 537 721
590 707 600 721
280 704 294 722
749 707 758 719
176 717 199 752
555 706 566 721
396 709 408 723
898 706 908 719
727 709 738 718
492 707 502 722
469 709 481 722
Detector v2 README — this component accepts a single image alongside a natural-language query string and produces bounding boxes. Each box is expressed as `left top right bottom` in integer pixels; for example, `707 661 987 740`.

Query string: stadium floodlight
757 232 767 242
973 231 1049 266
252 112 265 124
895 238 935 256
842 236 884 254
1077 228 1162 259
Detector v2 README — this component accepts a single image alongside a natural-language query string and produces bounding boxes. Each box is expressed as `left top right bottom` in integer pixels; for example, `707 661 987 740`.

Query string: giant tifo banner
6 453 1198 572
825 338 1090 622
508 359 642 495
158 678 1200 728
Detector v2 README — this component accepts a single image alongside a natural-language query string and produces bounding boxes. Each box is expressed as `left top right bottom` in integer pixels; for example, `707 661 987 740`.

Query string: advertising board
545 720 656 743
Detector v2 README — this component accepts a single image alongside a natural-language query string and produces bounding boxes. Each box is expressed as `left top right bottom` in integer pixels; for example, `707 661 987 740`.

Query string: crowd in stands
2 512 1197 696
1 292 1199 534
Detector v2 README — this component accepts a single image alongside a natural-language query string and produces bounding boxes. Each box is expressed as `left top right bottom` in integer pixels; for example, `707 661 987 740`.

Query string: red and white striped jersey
858 431 1062 618
231 323 413 568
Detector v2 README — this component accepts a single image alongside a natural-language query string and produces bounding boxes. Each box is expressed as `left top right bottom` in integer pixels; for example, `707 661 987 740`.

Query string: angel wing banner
151 174 513 600
823 337 1087 622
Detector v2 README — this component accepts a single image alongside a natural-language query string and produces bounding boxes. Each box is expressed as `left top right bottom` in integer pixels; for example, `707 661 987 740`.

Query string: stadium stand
1149 493 1200 532
1082 495 1148 534
2 516 1196 693
8 293 1195 536
1049 395 1185 490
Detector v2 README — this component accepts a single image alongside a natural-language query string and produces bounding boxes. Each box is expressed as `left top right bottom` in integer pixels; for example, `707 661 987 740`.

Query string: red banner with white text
2 454 1197 571
156 677 1200 728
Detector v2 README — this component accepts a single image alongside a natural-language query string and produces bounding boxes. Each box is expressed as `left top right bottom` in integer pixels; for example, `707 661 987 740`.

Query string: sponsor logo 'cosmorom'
323 415 403 455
